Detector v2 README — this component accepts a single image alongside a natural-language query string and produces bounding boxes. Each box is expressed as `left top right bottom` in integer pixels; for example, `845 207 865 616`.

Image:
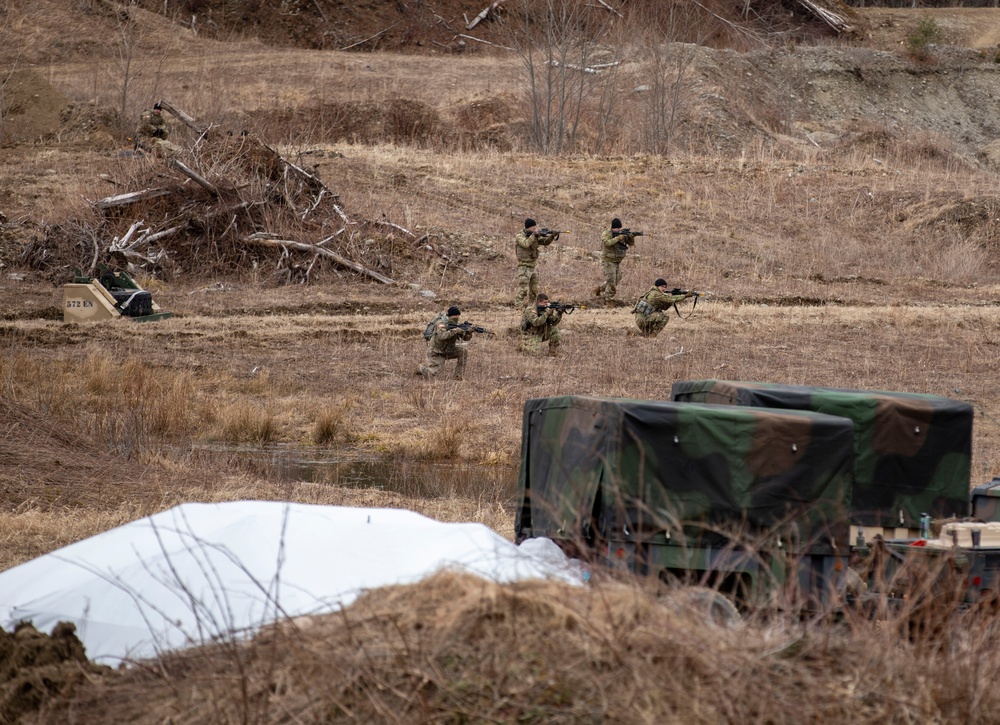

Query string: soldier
595 217 638 306
136 102 181 158
514 218 559 308
138 102 169 141
633 278 695 338
417 306 474 380
520 293 562 356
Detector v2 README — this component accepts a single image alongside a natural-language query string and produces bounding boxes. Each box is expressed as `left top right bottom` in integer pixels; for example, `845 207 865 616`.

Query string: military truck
513 395 857 610
514 385 980 611
670 380 972 547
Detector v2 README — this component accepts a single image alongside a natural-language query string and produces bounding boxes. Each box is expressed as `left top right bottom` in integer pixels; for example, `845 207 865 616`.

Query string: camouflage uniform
597 228 636 303
520 304 562 356
633 286 690 338
515 229 557 308
136 108 180 158
138 108 169 141
418 317 473 380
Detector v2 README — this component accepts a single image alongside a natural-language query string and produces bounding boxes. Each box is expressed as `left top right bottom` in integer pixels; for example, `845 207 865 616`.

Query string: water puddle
184 443 518 501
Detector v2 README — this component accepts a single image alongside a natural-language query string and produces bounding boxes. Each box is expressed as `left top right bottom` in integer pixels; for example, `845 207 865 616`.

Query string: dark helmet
536 293 549 302
153 102 162 111
655 278 667 287
612 218 622 228
524 218 536 229
446 306 461 317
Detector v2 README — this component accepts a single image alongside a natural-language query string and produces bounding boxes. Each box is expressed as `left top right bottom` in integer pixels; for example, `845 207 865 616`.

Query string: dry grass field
5 0 1000 722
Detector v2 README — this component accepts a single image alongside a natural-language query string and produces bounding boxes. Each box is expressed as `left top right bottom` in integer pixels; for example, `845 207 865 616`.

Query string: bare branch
245 234 396 285
466 1 504 30
171 160 219 197
340 23 399 51
94 188 172 210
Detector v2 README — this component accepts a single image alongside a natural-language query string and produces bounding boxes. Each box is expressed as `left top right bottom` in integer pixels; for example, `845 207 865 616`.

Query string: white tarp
0 501 582 664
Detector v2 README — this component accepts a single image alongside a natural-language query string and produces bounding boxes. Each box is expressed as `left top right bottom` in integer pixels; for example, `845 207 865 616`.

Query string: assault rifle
535 228 570 238
547 301 585 315
447 321 496 336
669 289 705 319
611 228 645 238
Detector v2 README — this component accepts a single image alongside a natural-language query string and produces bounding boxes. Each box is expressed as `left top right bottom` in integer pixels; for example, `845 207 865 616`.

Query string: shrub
907 17 943 60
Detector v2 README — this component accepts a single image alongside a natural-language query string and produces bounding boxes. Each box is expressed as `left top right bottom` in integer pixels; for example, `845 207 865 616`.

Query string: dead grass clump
79 354 193 452
310 407 354 445
217 402 276 445
422 415 473 460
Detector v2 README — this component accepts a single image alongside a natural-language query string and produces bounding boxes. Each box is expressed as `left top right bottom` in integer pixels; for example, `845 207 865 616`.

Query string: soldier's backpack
423 312 446 341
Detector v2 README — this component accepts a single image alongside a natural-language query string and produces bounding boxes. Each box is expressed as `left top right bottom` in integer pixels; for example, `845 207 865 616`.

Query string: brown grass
25 570 1000 724
7 5 1000 721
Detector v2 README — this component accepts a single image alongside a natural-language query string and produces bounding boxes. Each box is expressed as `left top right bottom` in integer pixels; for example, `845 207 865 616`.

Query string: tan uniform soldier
138 103 169 141
520 293 562 356
595 217 638 305
418 306 474 380
136 102 181 157
514 217 559 308
633 278 695 338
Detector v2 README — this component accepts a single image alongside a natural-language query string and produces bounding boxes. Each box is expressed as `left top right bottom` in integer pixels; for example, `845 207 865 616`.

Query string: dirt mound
0 70 68 144
0 621 108 724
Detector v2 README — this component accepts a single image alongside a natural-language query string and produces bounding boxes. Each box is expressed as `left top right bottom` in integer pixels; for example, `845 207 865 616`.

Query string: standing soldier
418 306 474 380
514 218 559 308
520 293 562 356
596 217 641 306
633 278 695 338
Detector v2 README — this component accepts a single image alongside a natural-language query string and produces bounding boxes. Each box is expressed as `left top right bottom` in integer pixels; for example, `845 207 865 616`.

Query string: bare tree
106 7 166 134
504 0 607 154
635 2 718 154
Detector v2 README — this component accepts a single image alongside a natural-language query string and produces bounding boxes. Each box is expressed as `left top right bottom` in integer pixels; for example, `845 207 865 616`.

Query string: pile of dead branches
27 102 468 286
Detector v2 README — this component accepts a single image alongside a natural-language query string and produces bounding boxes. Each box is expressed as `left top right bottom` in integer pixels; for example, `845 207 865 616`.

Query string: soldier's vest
635 298 654 316
515 232 538 265
603 231 628 262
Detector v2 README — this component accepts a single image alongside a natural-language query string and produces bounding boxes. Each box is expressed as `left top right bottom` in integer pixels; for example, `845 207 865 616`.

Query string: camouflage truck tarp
670 381 972 529
515 396 854 555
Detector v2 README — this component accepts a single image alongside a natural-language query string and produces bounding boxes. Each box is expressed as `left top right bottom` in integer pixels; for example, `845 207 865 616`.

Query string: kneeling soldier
521 293 562 356
633 278 695 338
418 305 473 380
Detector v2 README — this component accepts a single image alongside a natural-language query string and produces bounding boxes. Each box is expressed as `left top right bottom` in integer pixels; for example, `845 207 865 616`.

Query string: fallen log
157 100 209 135
94 188 172 210
456 34 513 50
796 0 856 33
160 99 208 135
245 233 395 285
466 1 503 30
171 160 219 197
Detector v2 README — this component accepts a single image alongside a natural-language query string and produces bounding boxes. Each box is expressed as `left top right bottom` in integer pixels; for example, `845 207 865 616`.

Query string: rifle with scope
611 228 645 238
534 228 570 238
547 301 585 315
446 321 496 336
